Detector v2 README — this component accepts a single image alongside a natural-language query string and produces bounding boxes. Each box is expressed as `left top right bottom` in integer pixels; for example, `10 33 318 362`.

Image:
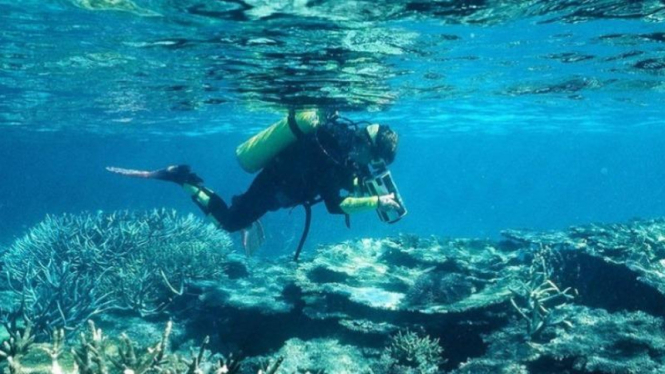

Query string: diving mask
366 124 380 145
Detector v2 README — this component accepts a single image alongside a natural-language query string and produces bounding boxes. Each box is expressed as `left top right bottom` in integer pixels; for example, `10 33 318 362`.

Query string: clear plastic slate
363 161 407 223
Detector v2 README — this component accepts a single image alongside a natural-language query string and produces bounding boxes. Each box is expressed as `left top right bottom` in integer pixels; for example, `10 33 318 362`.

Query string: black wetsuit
211 121 361 232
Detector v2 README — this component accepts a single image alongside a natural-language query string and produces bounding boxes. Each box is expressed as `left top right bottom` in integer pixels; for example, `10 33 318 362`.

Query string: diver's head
366 123 398 165
351 124 399 167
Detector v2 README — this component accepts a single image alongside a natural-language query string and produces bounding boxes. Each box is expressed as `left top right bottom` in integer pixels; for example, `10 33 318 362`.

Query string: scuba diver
107 109 406 260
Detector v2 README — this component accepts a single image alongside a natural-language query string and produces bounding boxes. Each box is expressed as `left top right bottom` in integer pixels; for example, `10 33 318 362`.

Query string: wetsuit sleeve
321 186 379 215
339 196 379 214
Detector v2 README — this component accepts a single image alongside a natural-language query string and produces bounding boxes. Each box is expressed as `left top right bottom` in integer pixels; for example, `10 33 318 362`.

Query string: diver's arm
324 193 398 215
322 194 377 215
320 172 399 214
340 194 399 213
320 178 378 215
338 196 379 214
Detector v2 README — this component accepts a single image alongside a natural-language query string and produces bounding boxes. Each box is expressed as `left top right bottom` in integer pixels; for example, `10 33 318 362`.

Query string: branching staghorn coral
42 329 66 374
0 316 35 374
72 320 111 374
0 311 35 359
72 320 180 374
510 251 576 340
0 319 252 374
3 210 233 336
109 319 173 374
10 260 116 337
380 329 444 374
258 357 284 374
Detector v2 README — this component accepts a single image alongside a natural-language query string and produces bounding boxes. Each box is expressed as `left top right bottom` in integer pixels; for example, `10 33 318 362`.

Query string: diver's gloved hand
106 165 203 186
378 193 401 212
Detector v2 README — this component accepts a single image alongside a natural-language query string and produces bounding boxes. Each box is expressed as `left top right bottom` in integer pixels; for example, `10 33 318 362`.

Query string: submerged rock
244 338 373 374
455 305 665 373
503 218 665 315
192 256 297 314
186 218 665 372
296 236 523 318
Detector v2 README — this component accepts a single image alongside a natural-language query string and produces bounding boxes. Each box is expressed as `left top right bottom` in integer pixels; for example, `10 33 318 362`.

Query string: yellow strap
184 183 223 227
183 184 211 207
183 183 199 195
339 196 379 214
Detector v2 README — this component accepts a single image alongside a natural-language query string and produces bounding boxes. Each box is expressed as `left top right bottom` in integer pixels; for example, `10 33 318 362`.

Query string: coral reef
4 212 665 373
2 210 232 335
183 218 665 373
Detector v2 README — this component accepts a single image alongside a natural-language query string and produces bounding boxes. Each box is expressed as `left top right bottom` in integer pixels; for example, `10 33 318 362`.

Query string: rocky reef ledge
2 211 665 373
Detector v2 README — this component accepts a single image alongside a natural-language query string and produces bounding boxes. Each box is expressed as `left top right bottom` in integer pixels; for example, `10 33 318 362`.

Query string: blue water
2 0 665 257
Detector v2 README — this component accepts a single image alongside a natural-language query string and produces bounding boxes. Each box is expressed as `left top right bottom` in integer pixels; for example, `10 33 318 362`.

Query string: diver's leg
173 167 280 232
220 171 281 232
182 183 232 229
107 164 233 228
107 164 278 233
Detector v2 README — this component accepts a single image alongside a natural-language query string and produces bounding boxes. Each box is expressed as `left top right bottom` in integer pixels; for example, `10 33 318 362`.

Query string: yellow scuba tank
236 109 322 173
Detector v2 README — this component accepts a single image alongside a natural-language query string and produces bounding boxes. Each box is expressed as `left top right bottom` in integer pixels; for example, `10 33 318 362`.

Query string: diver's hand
378 193 400 212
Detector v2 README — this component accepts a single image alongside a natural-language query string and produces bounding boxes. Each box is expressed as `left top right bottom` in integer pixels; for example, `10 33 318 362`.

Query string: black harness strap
288 109 306 139
293 204 312 262
289 111 360 261
292 195 324 261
